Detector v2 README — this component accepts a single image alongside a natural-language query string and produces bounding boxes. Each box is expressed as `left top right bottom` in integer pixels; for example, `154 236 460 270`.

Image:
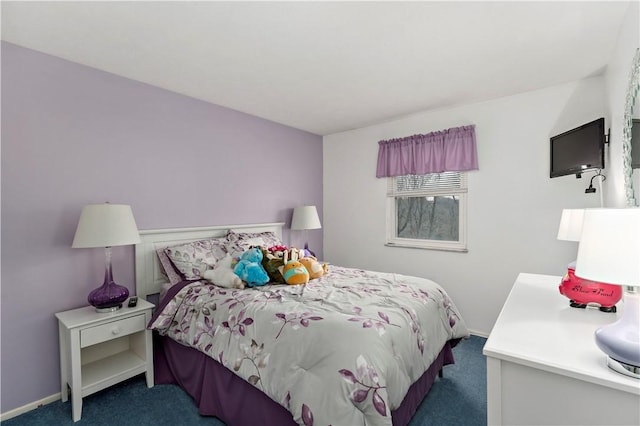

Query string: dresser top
483 272 639 395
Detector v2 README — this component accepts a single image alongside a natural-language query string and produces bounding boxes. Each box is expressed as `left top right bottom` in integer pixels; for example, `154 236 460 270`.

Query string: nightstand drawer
80 314 146 348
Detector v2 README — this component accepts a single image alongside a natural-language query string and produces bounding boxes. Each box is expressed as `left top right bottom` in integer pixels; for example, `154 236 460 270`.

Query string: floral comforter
149 266 469 426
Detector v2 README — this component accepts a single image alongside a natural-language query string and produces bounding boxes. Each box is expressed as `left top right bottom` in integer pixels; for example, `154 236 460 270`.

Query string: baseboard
468 329 490 338
0 393 61 421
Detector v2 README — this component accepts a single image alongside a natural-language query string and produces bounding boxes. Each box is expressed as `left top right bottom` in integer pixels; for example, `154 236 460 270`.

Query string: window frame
385 172 468 252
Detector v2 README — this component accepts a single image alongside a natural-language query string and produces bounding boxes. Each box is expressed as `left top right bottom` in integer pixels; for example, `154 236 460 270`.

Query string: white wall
323 77 605 335
604 1 639 207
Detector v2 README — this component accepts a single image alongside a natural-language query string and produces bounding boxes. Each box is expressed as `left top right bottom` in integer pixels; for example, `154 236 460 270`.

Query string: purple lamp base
88 262 129 313
594 289 640 379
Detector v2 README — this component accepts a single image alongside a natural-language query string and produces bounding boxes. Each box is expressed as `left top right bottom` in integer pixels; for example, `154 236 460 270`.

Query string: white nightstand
483 273 640 425
55 298 154 422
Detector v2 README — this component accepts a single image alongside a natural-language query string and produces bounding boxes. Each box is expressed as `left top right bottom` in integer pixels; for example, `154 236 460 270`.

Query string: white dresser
483 273 640 426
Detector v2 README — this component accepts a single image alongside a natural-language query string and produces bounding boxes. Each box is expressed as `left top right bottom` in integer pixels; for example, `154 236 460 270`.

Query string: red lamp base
558 267 622 312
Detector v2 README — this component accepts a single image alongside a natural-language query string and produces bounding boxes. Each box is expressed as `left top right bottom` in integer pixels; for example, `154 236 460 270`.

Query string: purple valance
376 125 478 178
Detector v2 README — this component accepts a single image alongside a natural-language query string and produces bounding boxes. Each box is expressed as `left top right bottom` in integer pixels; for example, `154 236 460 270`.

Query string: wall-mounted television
550 117 605 178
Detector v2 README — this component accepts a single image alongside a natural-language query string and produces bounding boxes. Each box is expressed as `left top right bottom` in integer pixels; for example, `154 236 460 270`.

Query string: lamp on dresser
557 208 584 242
72 203 141 312
557 208 622 311
575 208 640 379
291 205 321 256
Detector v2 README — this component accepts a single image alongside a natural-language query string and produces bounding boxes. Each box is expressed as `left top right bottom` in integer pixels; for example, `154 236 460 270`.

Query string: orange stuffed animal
299 256 328 280
282 260 309 285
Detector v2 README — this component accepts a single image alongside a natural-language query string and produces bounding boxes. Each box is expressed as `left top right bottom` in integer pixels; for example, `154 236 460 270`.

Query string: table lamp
291 205 321 256
72 203 141 312
557 208 585 243
575 208 640 379
557 208 622 312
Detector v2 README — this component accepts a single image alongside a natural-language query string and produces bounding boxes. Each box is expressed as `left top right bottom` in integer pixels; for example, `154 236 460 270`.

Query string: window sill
384 242 468 253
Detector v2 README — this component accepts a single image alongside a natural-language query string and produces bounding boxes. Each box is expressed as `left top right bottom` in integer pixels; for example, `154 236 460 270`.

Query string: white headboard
135 222 284 300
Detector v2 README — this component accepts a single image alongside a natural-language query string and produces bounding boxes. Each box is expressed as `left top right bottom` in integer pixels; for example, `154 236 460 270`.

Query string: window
386 172 467 251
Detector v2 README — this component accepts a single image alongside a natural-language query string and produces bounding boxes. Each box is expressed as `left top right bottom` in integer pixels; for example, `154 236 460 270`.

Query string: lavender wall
0 41 323 413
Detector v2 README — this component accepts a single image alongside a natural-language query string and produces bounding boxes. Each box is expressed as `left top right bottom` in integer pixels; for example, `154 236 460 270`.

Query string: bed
136 222 469 426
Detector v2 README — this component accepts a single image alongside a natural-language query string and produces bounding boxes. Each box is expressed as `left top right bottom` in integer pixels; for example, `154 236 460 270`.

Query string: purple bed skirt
153 332 457 426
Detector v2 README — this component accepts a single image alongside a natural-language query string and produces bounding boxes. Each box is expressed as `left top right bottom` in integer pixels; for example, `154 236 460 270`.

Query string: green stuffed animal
261 246 286 284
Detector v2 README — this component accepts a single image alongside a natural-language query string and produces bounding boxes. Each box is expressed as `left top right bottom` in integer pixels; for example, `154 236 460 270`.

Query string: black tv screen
550 117 605 178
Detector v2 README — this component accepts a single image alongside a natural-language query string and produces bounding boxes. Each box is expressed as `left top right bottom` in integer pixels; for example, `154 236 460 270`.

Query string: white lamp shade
575 208 640 286
72 203 141 248
557 209 584 241
291 205 321 230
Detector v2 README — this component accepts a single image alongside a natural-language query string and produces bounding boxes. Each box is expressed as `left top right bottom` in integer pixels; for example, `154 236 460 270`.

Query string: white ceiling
1 1 632 135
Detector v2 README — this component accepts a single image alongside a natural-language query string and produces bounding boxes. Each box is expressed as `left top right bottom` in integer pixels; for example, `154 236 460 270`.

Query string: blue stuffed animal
233 247 270 287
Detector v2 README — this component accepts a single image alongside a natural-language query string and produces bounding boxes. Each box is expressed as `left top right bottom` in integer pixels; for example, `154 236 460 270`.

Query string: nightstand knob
111 327 120 335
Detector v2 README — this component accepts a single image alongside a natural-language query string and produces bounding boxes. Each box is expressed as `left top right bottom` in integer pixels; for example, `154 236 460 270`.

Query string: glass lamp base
88 281 128 312
88 253 129 313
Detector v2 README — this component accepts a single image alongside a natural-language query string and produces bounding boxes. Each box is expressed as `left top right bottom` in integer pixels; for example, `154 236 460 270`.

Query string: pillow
164 237 228 280
156 248 184 285
225 230 283 257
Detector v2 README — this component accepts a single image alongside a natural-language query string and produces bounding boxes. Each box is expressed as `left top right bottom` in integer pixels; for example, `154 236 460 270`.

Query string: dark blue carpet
2 335 486 425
